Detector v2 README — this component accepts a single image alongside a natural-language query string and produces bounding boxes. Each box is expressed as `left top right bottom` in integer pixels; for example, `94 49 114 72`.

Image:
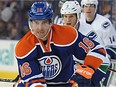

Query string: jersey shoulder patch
87 31 97 40
15 31 38 57
102 21 110 29
52 24 78 45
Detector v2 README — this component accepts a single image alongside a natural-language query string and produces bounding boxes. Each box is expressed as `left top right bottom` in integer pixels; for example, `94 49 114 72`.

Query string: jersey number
20 62 32 78
110 36 115 43
79 37 95 53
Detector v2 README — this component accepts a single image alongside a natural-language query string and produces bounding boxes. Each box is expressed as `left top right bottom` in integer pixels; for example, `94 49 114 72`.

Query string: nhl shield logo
38 55 62 80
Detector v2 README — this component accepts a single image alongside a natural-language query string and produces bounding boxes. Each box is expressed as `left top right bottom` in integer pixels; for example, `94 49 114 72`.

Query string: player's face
63 14 77 27
83 4 97 21
31 20 51 40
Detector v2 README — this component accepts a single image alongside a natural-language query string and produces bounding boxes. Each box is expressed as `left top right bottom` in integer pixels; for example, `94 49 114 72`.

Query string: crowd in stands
0 0 115 40
0 0 33 40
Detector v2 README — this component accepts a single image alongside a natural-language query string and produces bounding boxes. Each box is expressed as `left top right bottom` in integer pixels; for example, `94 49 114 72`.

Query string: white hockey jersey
80 13 116 46
60 21 104 44
77 22 104 45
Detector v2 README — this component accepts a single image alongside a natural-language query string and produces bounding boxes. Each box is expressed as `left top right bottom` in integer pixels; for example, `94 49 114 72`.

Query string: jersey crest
102 21 110 29
38 55 62 80
87 31 97 40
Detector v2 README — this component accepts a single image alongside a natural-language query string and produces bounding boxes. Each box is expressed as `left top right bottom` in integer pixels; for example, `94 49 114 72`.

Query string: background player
80 0 116 86
60 1 110 86
60 1 103 45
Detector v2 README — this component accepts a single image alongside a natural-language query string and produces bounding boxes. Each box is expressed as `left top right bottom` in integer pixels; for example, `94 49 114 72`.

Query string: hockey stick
0 78 14 82
110 59 116 63
108 68 116 72
74 61 116 73
0 75 19 82
108 59 116 72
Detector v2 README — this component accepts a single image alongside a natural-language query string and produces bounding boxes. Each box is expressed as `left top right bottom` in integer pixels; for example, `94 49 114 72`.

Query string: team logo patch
38 55 62 80
87 31 97 40
102 21 110 29
37 8 43 12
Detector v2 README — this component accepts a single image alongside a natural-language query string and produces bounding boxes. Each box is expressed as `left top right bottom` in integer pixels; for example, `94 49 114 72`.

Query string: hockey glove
70 64 95 87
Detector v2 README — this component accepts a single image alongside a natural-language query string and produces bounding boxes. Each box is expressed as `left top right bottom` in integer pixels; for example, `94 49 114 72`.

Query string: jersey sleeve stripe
84 55 103 69
26 79 46 87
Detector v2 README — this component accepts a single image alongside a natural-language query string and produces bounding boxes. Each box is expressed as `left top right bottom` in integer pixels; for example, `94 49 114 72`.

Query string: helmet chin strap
28 21 32 30
73 20 79 29
73 13 80 29
28 21 35 35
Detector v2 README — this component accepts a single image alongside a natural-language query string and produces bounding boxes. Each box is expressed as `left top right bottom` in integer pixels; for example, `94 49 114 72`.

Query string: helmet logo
66 5 69 8
29 1 53 20
37 8 43 12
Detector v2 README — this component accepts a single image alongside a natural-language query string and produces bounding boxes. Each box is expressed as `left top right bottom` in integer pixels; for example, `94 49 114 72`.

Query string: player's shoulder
80 22 93 30
52 24 78 45
96 14 112 29
15 31 38 58
97 14 111 22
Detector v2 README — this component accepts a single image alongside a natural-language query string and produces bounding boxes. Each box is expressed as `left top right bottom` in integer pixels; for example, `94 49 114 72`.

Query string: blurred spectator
0 1 4 13
54 0 66 24
111 1 116 27
10 27 20 40
19 20 29 38
101 2 111 19
1 1 16 22
0 19 9 39
7 21 21 40
1 7 13 22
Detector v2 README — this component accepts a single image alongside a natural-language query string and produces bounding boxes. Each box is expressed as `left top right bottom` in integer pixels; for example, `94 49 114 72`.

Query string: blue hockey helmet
28 1 53 20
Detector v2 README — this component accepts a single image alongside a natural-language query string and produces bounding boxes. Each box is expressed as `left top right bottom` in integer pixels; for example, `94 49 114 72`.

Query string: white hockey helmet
81 0 98 7
60 1 81 19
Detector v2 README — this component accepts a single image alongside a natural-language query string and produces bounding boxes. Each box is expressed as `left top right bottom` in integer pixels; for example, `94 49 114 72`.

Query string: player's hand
72 82 78 87
70 74 91 87
76 64 95 79
71 82 78 87
70 64 95 87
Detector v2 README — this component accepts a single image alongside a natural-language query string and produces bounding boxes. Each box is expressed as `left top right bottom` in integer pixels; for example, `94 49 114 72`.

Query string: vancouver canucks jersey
77 22 104 45
80 13 116 46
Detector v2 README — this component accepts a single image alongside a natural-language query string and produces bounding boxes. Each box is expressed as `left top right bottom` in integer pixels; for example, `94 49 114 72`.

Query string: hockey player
80 0 116 86
80 0 116 46
14 1 110 87
60 1 110 86
60 1 104 45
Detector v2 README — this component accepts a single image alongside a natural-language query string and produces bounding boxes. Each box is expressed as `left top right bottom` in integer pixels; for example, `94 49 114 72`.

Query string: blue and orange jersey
15 24 109 87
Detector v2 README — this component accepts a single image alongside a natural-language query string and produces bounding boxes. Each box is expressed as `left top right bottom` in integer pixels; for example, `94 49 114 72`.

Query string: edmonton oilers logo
39 55 62 80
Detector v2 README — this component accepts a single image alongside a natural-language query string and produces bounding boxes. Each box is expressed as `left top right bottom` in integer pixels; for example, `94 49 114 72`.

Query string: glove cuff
76 64 95 79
